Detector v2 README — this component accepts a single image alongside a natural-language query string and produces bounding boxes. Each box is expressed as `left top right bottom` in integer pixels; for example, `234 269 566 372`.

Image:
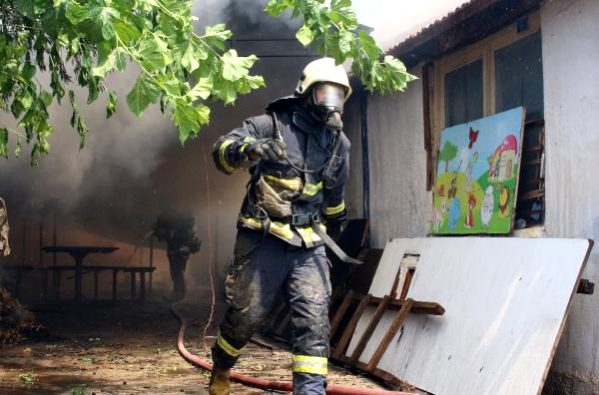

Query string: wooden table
42 246 118 302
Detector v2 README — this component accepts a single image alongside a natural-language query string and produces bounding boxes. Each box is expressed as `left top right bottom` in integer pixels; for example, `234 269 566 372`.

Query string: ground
0 298 387 394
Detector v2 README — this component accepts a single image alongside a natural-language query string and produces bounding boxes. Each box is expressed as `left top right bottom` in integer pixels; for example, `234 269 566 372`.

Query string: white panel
347 237 591 395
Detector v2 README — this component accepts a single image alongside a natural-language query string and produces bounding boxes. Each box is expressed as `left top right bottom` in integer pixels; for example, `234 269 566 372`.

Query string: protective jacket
212 96 350 248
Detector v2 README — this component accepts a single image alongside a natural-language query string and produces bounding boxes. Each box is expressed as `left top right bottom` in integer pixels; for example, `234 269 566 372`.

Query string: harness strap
312 225 363 265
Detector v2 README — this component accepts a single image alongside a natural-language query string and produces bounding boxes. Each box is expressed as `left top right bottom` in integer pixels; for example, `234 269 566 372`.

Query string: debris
0 287 47 343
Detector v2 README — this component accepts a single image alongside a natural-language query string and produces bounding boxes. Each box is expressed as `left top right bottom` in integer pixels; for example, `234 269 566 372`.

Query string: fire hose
170 303 414 395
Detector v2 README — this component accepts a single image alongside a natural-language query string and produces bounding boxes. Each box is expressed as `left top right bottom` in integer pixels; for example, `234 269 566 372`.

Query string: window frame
432 11 541 134
428 11 543 227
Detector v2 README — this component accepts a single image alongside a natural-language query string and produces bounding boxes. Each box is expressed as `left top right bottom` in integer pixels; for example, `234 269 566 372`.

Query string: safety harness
243 112 362 265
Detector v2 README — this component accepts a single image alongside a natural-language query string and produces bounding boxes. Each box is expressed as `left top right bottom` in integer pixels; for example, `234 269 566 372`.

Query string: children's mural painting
431 107 525 235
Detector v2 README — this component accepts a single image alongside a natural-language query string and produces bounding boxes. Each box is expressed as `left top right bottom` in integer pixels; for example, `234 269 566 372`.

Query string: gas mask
309 83 346 131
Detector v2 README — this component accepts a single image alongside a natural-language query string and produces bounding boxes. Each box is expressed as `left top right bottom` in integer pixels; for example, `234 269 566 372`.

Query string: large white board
346 237 592 395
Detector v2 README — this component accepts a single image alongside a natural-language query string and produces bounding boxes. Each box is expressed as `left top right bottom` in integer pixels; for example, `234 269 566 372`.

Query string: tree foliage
0 0 415 165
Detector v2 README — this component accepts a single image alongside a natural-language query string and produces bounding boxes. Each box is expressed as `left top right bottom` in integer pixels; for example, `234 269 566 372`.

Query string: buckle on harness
291 213 320 226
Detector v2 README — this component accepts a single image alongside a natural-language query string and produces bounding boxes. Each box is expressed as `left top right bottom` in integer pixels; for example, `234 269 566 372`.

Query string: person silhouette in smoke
153 211 201 302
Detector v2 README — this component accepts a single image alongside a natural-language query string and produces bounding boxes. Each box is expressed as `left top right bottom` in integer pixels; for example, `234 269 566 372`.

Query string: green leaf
137 33 172 71
173 99 210 144
106 91 118 118
187 78 212 100
265 0 290 17
221 50 257 82
338 30 353 55
296 25 315 47
22 62 37 80
92 51 117 77
358 31 382 59
114 19 141 45
14 0 35 17
126 76 160 116
0 128 8 159
181 43 200 72
15 139 22 158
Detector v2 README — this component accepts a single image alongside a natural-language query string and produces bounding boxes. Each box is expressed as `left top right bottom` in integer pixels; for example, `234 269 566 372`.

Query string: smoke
0 64 177 214
192 0 299 34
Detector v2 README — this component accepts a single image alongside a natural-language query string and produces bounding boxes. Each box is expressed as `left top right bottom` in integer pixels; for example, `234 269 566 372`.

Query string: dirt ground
0 298 388 394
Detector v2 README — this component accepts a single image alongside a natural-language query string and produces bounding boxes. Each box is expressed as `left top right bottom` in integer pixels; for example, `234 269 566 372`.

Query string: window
432 12 545 228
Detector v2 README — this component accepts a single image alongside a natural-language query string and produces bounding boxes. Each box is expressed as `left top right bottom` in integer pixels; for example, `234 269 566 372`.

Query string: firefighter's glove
246 139 287 161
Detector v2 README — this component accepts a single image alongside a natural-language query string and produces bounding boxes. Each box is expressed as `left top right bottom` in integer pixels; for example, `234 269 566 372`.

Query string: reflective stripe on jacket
212 98 349 247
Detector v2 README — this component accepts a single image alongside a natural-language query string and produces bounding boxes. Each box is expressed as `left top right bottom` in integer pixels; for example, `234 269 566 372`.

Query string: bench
41 265 156 302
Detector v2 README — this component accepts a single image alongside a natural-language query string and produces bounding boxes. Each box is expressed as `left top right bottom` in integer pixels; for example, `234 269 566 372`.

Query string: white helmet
295 58 352 101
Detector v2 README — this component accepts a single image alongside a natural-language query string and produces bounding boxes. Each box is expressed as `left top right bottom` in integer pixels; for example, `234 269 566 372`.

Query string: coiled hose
170 303 414 395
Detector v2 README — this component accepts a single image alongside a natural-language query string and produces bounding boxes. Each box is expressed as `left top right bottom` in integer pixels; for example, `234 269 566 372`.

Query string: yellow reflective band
219 139 236 173
239 216 294 240
217 331 245 358
302 181 323 197
270 221 294 240
240 136 257 153
296 226 322 244
325 201 345 216
239 215 263 230
292 355 328 375
264 175 303 191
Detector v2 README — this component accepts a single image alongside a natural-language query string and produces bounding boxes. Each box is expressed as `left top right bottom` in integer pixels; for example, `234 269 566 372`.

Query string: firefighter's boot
208 370 231 395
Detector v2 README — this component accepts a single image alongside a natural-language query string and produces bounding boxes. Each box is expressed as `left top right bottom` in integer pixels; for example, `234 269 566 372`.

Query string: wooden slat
364 296 445 315
330 290 355 337
366 298 414 372
349 295 392 363
332 294 372 360
351 361 406 388
399 268 416 301
523 158 543 166
519 189 545 201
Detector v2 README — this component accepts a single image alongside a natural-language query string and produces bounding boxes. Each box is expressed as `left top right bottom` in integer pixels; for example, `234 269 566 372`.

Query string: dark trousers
167 251 189 299
212 230 331 395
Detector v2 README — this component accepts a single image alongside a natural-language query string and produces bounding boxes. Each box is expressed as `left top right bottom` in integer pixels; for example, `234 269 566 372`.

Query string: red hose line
171 305 414 395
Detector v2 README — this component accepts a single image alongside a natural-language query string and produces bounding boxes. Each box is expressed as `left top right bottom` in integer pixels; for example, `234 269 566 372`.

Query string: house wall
344 0 599 392
346 68 431 248
541 0 599 392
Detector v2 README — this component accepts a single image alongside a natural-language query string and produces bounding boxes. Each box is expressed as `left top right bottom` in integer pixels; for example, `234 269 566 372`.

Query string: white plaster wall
364 68 431 247
541 0 599 386
342 91 365 219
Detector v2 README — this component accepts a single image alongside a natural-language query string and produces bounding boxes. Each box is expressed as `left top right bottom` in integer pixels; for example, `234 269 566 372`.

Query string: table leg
140 272 146 302
112 270 118 301
94 270 99 300
42 269 48 300
75 257 83 302
130 272 136 301
53 270 61 301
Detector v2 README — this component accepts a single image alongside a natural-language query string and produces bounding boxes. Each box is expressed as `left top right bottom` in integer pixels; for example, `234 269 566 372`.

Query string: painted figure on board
468 127 479 149
465 151 479 189
498 186 511 218
432 197 447 233
481 186 494 227
465 193 477 229
448 197 461 231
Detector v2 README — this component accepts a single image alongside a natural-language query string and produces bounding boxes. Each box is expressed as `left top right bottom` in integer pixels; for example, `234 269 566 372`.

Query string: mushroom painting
489 135 518 182
431 107 525 235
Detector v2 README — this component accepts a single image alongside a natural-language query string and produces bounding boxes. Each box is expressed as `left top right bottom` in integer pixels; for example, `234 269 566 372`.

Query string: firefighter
153 211 201 302
210 58 358 395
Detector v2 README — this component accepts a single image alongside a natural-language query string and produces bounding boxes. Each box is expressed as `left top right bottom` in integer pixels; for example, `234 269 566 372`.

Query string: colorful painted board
431 107 526 235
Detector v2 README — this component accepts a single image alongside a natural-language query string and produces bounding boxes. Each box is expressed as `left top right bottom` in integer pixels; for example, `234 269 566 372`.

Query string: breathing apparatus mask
308 83 346 131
